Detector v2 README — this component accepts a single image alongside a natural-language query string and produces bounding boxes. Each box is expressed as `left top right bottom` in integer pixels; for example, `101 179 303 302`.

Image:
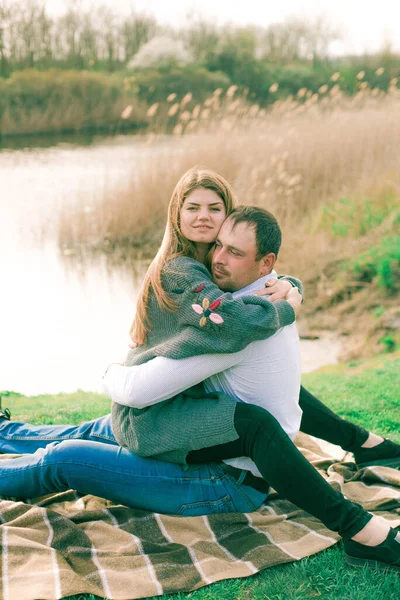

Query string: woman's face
180 187 227 244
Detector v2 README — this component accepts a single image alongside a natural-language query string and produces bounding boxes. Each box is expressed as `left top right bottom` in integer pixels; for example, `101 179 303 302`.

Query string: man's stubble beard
212 274 236 293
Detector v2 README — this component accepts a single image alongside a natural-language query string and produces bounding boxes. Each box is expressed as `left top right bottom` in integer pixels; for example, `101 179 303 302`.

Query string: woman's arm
103 349 247 408
166 258 298 353
255 276 304 302
108 272 302 407
124 257 301 367
278 275 303 296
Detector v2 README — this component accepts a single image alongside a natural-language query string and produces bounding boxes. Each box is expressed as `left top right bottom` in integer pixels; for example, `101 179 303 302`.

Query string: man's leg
298 386 400 465
188 402 371 539
0 439 266 515
187 403 400 570
299 385 369 449
0 414 116 454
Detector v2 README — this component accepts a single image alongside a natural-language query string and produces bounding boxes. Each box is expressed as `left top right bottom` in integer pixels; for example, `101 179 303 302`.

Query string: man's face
212 219 271 292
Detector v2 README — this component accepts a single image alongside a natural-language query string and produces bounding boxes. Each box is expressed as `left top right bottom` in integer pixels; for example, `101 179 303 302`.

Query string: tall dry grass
57 79 400 358
59 81 400 270
59 81 400 359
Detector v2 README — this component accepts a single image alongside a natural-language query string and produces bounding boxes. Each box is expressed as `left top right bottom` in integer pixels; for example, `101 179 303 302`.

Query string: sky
43 0 400 56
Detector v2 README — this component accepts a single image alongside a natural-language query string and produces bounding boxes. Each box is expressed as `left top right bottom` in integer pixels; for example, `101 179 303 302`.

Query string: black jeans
187 402 372 539
298 385 369 450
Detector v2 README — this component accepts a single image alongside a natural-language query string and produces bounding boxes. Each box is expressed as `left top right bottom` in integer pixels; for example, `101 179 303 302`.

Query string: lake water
0 133 340 396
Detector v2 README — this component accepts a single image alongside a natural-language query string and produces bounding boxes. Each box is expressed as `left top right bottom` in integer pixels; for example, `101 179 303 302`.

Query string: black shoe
0 408 11 420
354 439 400 468
344 527 400 572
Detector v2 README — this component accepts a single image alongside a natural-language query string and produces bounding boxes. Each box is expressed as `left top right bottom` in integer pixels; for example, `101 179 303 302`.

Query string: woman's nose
198 208 211 220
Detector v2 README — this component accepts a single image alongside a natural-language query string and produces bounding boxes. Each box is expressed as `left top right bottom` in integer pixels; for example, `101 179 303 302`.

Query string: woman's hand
129 340 138 349
254 279 294 301
286 287 302 315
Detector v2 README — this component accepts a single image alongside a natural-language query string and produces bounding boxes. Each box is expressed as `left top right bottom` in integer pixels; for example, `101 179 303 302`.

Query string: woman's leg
188 402 372 539
0 414 116 454
0 439 266 515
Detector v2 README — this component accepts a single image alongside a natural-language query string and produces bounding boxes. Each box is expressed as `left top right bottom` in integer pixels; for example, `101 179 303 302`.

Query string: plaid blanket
1 433 399 600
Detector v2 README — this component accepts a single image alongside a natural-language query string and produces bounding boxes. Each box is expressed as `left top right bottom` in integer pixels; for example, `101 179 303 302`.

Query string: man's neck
231 271 277 299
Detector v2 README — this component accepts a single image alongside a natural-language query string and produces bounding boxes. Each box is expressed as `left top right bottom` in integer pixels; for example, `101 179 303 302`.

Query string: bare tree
79 12 99 66
181 14 220 61
261 15 342 63
304 15 343 62
55 1 82 66
95 6 121 70
122 9 157 63
0 1 11 74
0 3 344 73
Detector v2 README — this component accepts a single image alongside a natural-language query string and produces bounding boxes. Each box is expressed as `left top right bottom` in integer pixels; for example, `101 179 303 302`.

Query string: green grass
319 196 396 239
349 235 400 291
1 353 400 600
0 389 110 425
301 353 400 438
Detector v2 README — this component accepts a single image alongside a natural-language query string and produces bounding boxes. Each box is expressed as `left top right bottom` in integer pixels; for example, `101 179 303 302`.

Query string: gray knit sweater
111 256 297 465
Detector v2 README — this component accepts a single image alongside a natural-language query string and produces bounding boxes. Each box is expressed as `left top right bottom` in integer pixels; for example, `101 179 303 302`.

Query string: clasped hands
254 279 302 315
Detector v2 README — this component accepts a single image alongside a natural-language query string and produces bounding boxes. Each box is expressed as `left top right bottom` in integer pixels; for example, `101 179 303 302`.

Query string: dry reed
57 81 400 357
59 82 399 263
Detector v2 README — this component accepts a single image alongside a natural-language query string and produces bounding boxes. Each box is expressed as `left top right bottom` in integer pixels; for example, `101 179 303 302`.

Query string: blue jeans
0 415 267 515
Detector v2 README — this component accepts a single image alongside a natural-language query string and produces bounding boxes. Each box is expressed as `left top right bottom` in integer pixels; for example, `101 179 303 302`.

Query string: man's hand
286 287 302 315
254 279 296 302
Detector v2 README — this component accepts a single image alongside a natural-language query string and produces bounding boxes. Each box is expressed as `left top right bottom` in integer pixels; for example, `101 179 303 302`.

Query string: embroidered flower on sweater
192 297 224 327
172 283 205 295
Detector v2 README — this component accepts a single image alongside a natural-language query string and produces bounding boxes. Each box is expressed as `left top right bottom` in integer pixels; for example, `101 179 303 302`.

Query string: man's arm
103 349 247 408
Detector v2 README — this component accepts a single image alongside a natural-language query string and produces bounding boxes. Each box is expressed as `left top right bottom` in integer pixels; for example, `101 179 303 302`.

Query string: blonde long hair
131 166 236 344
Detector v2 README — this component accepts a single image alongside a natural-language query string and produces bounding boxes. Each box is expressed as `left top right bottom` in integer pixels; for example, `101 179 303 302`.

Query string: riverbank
1 352 399 600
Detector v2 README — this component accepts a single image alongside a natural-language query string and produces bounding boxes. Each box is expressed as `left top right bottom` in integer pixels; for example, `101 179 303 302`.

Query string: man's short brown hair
226 206 282 259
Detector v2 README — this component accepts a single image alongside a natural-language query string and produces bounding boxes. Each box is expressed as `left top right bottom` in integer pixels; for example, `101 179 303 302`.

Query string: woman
111 168 299 461
107 165 399 570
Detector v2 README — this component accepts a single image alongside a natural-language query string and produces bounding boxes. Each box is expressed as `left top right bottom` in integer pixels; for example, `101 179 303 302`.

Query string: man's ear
259 252 276 275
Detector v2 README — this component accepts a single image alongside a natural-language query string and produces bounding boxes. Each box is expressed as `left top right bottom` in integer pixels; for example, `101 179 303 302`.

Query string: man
0 206 399 570
107 205 303 476
104 205 399 474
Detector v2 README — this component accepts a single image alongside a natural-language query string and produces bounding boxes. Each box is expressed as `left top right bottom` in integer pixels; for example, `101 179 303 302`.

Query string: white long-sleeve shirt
103 272 302 476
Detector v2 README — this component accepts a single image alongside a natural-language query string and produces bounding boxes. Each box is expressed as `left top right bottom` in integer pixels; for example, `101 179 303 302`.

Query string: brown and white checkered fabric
1 433 399 600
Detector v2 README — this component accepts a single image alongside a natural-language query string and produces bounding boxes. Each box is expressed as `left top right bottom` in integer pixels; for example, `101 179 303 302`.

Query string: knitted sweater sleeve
161 257 296 356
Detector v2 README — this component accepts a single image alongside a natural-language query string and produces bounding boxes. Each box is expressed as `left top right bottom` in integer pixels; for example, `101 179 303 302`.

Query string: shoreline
0 121 149 147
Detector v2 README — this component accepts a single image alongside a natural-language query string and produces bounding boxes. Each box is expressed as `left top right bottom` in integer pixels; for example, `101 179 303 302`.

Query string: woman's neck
194 243 210 265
